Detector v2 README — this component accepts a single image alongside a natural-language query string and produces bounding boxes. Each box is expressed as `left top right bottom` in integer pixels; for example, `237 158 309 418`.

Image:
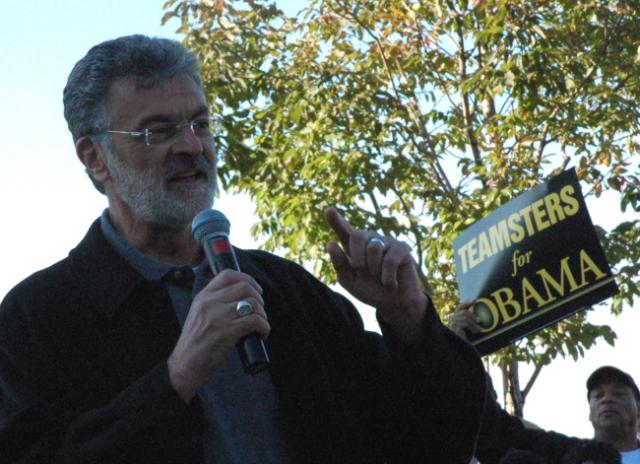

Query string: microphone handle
203 235 270 374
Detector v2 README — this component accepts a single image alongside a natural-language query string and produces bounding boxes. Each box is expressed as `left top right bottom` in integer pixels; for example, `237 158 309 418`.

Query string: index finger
324 207 354 250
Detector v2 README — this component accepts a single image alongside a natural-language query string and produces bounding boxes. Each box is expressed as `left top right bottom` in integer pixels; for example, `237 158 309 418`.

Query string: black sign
453 169 618 355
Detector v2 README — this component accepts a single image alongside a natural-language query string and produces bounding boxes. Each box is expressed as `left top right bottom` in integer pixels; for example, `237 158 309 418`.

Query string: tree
163 0 640 417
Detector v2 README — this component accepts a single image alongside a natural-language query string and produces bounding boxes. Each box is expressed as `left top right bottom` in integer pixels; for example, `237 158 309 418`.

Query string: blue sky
0 0 638 440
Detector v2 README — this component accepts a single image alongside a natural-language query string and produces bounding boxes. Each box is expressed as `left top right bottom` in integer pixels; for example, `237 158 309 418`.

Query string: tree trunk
502 359 525 418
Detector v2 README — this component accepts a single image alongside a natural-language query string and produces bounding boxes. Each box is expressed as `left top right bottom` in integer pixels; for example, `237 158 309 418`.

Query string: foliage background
163 0 640 415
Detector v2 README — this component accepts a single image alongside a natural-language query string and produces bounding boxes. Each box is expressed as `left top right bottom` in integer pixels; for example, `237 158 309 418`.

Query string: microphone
192 209 270 374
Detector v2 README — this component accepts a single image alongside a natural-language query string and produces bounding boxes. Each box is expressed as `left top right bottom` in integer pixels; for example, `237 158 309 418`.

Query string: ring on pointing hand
368 237 386 247
235 299 253 317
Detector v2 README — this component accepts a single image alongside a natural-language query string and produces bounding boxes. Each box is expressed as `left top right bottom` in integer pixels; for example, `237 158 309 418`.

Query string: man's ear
76 136 110 185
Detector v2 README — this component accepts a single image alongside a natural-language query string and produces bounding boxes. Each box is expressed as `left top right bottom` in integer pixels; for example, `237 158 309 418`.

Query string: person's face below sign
103 73 217 228
589 382 640 435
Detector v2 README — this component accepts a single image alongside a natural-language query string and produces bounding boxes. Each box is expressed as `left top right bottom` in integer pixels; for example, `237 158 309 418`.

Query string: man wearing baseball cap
588 366 640 463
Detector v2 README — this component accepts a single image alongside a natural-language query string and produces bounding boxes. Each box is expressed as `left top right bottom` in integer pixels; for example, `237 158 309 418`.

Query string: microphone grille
191 209 230 245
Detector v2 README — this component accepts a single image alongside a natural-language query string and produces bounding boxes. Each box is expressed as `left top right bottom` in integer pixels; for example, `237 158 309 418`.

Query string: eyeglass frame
103 115 220 147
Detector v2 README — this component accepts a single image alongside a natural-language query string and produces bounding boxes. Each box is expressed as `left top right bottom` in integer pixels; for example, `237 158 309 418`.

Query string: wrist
167 357 198 403
376 293 430 344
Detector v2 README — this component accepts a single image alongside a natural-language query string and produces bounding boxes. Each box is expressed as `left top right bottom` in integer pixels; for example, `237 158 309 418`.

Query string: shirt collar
97 209 283 298
99 209 180 281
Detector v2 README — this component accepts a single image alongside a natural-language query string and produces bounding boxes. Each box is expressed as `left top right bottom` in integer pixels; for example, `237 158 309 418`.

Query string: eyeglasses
105 115 220 146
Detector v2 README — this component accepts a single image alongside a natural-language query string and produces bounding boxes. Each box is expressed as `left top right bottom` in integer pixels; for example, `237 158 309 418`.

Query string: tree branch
450 1 484 175
390 183 426 274
330 0 457 201
522 362 544 400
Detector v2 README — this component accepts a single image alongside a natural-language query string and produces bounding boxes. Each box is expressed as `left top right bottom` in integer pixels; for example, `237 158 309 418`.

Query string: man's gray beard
103 144 216 229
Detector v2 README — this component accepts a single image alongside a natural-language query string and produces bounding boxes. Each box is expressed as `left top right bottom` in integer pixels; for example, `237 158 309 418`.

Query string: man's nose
174 124 205 156
599 392 615 403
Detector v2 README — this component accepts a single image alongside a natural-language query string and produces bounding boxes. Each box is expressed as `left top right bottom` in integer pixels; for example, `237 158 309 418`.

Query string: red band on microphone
211 239 233 255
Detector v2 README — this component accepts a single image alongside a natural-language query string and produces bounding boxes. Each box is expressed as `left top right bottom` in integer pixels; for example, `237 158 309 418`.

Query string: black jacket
0 219 486 463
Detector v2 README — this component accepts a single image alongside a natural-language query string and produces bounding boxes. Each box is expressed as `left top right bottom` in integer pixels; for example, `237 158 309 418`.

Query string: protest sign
453 169 618 355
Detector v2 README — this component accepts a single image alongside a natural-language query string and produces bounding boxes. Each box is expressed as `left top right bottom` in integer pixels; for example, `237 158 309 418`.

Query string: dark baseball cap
587 365 640 401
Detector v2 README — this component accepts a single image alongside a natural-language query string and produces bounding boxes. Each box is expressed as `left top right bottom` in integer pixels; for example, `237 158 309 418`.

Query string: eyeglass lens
146 117 217 144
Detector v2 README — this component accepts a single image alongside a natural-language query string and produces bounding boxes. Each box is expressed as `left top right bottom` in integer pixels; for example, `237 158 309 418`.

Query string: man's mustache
162 154 215 181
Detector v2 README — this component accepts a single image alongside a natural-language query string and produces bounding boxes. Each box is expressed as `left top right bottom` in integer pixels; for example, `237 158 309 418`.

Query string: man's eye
193 119 210 130
148 125 175 136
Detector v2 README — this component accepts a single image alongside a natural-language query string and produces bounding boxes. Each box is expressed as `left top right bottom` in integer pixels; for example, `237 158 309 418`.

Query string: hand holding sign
448 301 482 342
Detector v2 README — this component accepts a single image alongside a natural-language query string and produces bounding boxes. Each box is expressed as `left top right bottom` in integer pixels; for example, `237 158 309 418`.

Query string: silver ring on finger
367 236 386 247
235 299 253 317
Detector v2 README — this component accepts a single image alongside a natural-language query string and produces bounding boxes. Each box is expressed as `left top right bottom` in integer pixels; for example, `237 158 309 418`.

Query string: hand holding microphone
191 209 270 374
167 210 270 403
